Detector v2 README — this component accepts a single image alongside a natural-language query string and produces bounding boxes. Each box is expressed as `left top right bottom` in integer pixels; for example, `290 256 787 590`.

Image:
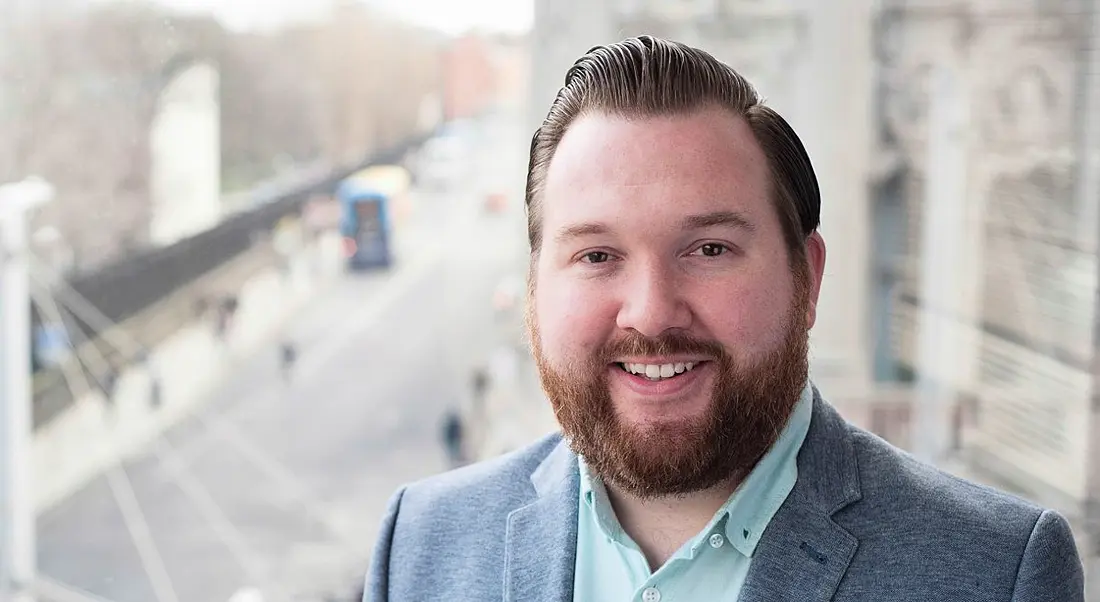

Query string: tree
0 4 228 271
0 2 446 272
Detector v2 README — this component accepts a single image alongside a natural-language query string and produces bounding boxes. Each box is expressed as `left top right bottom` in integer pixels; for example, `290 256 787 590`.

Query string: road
35 114 533 602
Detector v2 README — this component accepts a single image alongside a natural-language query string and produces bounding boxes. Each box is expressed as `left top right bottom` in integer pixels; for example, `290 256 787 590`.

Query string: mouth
616 361 707 382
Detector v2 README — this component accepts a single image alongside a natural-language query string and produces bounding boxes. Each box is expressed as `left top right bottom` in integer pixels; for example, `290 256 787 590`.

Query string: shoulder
370 433 565 598
391 433 563 530
805 395 1049 533
847 428 1046 530
840 426 1082 598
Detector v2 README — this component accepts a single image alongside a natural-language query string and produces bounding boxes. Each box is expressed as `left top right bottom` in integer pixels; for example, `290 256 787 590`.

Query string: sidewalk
31 233 344 513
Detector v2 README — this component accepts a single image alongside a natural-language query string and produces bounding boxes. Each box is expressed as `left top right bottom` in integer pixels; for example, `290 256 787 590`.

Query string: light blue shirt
572 383 814 602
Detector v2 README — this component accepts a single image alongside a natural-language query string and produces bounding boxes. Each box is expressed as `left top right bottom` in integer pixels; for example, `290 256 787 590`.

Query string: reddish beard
528 272 811 499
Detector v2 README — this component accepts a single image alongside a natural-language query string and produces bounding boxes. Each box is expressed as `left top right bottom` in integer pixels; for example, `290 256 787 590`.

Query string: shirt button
641 587 662 602
709 533 725 548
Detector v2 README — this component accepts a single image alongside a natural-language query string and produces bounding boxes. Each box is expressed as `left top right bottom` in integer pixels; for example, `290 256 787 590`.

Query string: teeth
622 362 697 380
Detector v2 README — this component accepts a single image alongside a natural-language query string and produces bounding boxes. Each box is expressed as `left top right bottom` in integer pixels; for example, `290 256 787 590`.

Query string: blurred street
33 114 531 602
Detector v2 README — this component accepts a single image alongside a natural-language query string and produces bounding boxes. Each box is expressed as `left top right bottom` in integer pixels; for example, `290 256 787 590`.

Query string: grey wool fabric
365 389 1084 602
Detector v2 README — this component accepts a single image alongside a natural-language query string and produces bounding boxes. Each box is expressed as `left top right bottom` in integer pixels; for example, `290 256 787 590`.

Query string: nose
615 261 692 337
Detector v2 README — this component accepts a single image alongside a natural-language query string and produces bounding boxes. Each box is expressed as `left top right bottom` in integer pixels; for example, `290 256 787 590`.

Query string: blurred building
442 33 531 120
488 34 532 113
148 59 222 246
529 0 616 133
443 35 496 120
873 0 1100 542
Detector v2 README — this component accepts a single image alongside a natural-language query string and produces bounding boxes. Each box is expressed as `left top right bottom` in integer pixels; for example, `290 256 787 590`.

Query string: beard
527 269 811 500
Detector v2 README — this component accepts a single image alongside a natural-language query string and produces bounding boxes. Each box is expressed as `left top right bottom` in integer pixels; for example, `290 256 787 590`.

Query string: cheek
692 270 793 352
534 272 617 362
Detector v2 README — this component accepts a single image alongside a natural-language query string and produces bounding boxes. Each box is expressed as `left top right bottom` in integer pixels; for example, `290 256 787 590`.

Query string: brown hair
525 35 820 266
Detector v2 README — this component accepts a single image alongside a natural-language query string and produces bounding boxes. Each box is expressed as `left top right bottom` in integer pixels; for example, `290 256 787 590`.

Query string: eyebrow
554 222 610 244
554 210 756 244
680 210 756 233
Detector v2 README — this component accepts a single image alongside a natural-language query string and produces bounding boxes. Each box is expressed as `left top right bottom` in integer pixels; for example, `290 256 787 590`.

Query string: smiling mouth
617 361 706 381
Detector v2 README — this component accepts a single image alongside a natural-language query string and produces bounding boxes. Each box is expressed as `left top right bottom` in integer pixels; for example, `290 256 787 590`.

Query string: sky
147 0 533 35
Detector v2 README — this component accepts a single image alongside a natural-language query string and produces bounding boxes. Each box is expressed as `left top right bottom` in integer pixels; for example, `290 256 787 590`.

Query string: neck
604 476 742 571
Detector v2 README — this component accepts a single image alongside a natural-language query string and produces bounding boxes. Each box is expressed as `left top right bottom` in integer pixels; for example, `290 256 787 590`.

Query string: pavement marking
191 411 366 556
151 438 274 588
292 240 446 383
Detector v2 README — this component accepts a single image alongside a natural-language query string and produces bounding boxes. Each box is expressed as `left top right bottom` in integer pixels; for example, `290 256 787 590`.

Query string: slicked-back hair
525 35 821 268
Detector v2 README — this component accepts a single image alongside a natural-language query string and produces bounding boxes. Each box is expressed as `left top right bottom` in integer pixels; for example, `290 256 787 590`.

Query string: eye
581 251 611 264
691 243 730 257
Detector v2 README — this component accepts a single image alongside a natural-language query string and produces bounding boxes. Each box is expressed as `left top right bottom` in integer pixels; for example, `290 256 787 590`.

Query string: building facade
148 61 222 247
874 0 1100 560
443 33 530 121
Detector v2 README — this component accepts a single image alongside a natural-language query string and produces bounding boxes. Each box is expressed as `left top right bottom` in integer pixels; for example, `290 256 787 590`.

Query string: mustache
596 330 726 364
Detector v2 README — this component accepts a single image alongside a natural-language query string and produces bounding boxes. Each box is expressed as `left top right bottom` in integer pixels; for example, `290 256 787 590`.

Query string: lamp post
0 176 55 602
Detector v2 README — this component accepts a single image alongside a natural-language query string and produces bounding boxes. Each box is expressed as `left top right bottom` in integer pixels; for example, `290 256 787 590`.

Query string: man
364 36 1083 601
440 406 467 468
280 340 298 382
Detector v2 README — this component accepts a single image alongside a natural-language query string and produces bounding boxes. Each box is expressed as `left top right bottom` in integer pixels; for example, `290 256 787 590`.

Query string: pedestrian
101 367 118 410
470 368 489 415
440 408 466 469
193 296 209 320
214 300 229 341
214 294 239 343
148 373 162 409
280 341 297 382
471 368 489 398
139 352 162 410
364 36 1082 602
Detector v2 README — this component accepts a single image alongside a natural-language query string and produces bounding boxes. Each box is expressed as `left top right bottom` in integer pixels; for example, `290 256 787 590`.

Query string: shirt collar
579 457 627 544
578 381 815 558
718 381 813 556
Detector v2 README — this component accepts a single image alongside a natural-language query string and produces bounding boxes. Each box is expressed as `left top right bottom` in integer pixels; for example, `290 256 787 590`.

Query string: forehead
541 107 773 235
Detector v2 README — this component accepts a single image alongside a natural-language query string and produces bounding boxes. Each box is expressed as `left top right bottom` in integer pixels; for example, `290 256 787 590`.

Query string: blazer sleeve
1011 509 1084 602
363 486 408 602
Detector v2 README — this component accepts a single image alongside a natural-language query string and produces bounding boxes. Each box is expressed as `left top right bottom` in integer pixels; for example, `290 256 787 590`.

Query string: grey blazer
365 392 1084 601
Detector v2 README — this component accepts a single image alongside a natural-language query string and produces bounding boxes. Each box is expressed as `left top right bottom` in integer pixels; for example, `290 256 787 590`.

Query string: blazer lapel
504 437 580 602
738 390 862 602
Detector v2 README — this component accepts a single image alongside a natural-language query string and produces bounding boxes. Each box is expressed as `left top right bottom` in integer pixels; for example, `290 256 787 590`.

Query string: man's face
528 106 826 498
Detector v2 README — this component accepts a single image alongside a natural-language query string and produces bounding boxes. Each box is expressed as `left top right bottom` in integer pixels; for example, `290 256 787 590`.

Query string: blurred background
2 0 1100 600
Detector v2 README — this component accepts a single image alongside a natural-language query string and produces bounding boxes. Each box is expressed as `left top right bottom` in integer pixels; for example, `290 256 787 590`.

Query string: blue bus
336 176 394 271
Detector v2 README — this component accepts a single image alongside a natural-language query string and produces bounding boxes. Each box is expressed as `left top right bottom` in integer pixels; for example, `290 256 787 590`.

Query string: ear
803 231 827 330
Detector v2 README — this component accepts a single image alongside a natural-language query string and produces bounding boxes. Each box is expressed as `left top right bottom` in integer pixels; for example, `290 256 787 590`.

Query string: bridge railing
31 133 435 429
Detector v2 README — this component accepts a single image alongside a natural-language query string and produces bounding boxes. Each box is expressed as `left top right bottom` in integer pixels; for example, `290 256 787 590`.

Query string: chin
610 387 713 426
612 399 711 439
